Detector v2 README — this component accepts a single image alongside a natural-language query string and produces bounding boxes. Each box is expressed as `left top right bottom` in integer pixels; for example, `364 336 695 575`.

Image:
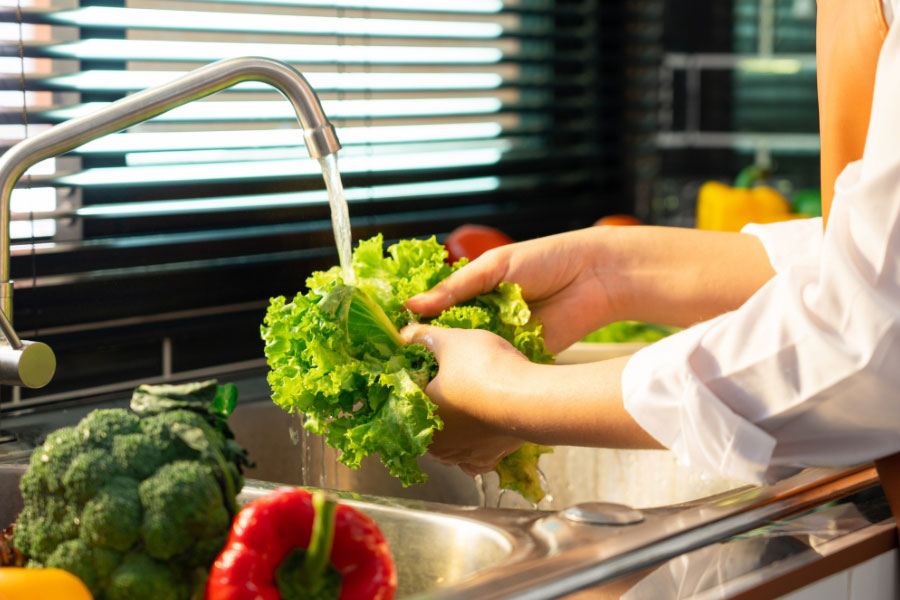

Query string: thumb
400 323 446 356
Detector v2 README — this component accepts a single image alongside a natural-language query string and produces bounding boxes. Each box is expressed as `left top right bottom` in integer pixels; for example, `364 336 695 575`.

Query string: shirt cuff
622 323 778 485
741 217 823 273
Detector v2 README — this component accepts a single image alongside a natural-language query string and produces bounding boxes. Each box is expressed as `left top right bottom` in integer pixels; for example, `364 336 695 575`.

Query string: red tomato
593 214 642 226
444 224 513 264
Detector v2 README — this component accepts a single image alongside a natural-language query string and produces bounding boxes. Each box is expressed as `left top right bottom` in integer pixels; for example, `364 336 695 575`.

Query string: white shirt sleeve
622 9 900 485
741 217 823 274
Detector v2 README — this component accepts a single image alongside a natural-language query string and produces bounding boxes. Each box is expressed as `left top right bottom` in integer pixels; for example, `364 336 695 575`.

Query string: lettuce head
261 234 554 502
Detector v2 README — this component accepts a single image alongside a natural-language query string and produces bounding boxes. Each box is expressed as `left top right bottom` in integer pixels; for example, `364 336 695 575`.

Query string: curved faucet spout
0 56 341 387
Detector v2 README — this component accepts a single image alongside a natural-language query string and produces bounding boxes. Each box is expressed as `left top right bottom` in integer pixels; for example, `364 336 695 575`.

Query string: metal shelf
656 131 819 153
663 52 816 73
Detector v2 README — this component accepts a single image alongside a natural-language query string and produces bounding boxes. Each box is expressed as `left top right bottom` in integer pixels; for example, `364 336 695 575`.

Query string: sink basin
238 482 525 598
2 455 880 599
0 464 537 598
228 342 745 511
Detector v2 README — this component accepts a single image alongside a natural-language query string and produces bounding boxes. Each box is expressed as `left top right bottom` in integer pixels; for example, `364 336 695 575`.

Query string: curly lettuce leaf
262 234 554 497
494 442 554 504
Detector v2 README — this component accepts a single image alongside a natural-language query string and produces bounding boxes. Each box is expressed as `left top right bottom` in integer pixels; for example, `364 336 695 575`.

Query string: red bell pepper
444 224 513 264
205 488 396 600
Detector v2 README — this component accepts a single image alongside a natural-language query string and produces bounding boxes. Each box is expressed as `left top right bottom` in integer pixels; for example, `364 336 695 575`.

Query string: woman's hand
407 226 777 346
401 324 531 475
408 228 624 352
401 323 664 472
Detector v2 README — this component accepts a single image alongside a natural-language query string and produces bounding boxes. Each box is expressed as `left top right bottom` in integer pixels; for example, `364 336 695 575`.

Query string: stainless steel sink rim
0 464 881 600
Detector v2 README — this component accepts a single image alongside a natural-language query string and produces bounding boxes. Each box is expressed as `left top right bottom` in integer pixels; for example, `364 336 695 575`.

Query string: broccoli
12 380 249 600
105 553 191 600
139 461 230 560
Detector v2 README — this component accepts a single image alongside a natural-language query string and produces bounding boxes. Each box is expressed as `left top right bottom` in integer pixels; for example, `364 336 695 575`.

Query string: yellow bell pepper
0 567 93 600
696 166 809 231
696 180 796 231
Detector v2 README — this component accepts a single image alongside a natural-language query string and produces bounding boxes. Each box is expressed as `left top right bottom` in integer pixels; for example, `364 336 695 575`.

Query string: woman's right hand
407 228 625 352
408 225 778 352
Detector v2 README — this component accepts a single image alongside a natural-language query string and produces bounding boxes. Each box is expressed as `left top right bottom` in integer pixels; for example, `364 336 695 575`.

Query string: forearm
595 226 775 327
487 355 664 450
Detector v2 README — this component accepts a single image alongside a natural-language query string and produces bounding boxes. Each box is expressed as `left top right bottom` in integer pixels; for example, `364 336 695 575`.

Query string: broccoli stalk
12 380 249 600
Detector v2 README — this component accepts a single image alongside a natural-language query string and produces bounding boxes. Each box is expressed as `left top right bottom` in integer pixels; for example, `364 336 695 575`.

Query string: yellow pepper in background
0 568 93 600
696 166 805 232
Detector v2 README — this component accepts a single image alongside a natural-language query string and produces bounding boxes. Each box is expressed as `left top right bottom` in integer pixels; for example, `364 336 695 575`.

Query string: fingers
406 249 508 316
428 438 521 477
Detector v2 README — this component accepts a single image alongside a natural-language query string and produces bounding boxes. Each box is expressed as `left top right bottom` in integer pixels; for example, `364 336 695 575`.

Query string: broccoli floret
45 539 124 597
27 427 84 494
105 553 190 600
77 409 141 448
45 538 122 597
80 477 142 552
139 461 229 560
92 546 122 591
46 539 99 593
13 380 247 600
181 530 229 569
111 433 166 480
13 495 79 559
140 409 226 458
63 448 122 504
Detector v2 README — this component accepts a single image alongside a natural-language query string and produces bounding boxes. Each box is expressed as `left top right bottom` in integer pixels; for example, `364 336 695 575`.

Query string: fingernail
423 334 435 347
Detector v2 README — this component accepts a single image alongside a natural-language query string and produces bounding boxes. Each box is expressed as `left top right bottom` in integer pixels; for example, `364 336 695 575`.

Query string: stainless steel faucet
0 56 341 388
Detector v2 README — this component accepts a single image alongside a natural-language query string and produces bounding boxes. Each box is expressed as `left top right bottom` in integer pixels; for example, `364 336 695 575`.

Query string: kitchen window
0 0 628 410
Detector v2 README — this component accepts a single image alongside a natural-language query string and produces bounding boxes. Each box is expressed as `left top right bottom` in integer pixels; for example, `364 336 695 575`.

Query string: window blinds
0 0 615 407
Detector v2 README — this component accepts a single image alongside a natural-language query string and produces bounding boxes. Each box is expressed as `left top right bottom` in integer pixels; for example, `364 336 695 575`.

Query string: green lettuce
494 443 555 504
582 320 680 344
262 234 554 497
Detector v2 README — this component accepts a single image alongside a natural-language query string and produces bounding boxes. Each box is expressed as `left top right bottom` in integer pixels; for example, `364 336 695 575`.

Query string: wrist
494 356 663 449
588 226 775 327
582 226 645 324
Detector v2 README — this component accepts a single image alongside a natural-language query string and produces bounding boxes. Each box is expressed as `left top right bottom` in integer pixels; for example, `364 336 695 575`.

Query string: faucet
0 56 341 388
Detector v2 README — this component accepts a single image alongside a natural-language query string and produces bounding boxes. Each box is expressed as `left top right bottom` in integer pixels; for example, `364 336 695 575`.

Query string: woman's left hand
400 324 530 475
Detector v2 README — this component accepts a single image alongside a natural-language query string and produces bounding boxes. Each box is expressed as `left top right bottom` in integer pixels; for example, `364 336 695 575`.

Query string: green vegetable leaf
262 235 555 500
130 381 219 417
212 383 238 418
494 443 554 505
581 321 680 344
131 380 239 420
476 282 531 327
320 284 404 358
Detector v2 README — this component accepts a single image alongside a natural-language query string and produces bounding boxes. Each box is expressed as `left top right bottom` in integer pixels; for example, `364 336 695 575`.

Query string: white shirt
622 0 900 485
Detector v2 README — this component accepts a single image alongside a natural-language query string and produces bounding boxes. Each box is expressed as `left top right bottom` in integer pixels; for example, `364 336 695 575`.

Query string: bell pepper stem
734 164 767 188
301 491 338 592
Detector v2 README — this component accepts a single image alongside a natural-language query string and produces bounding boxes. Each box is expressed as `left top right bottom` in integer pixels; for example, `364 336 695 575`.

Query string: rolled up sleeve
623 17 900 485
741 217 823 274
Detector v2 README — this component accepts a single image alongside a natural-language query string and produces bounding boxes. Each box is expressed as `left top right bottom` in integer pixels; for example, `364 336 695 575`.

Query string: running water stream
319 153 354 285
305 153 355 489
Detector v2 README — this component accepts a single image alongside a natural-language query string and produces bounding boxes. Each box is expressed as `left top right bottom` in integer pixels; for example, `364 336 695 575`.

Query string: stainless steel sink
238 481 537 598
1 461 887 599
1 360 889 599
0 463 542 598
225 346 746 511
